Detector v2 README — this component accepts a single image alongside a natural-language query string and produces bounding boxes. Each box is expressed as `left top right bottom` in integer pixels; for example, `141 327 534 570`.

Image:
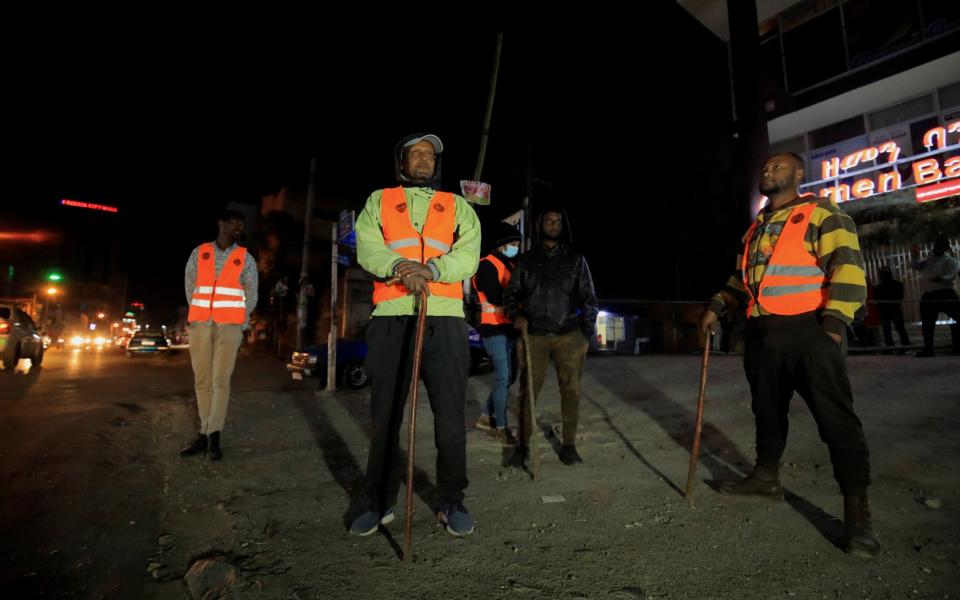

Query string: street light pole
44 287 59 329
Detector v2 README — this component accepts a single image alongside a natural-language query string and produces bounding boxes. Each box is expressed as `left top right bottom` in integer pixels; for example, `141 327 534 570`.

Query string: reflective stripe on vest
187 243 248 324
372 187 463 305
472 254 512 326
742 202 828 316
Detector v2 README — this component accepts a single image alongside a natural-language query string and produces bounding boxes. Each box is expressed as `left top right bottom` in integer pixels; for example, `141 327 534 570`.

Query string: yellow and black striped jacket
709 196 866 333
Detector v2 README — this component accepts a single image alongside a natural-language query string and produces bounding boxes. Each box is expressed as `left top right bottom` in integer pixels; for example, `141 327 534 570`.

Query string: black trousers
920 289 960 352
878 305 909 347
743 313 871 496
362 316 470 512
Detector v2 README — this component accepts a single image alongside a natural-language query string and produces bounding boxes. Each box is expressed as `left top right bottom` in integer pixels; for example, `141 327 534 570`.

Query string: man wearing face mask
180 209 259 462
504 207 598 467
472 221 523 447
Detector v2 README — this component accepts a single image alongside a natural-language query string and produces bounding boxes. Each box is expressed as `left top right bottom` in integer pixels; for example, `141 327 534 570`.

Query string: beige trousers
188 321 243 434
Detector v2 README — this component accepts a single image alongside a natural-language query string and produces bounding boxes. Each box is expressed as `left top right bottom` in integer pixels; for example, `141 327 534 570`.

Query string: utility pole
297 158 317 349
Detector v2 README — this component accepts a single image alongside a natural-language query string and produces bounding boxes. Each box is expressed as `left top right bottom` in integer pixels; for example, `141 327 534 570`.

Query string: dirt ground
2 348 958 599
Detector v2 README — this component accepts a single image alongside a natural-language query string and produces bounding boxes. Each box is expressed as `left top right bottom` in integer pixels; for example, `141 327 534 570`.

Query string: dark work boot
559 444 583 465
719 464 783 500
508 445 529 468
843 494 880 558
178 433 207 457
208 431 222 462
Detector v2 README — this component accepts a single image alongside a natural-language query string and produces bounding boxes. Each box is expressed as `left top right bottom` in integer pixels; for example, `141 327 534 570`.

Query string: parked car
126 330 170 356
0 303 44 371
288 325 489 388
288 337 369 389
466 325 490 373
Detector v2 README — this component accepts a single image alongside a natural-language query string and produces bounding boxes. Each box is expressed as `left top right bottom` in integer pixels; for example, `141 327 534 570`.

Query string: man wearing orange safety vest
472 221 522 447
180 209 258 462
349 133 481 538
699 153 879 558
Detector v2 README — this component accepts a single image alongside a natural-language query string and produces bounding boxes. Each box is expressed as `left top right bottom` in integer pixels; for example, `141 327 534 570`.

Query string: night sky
5 14 745 323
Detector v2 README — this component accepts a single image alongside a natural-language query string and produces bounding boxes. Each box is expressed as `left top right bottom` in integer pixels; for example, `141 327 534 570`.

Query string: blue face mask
503 245 519 258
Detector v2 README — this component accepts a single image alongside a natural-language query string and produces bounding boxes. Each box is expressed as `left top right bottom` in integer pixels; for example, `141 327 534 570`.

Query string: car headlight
71 336 85 346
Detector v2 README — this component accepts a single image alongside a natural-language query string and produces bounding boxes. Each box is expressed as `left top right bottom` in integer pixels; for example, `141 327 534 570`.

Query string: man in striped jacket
700 152 879 558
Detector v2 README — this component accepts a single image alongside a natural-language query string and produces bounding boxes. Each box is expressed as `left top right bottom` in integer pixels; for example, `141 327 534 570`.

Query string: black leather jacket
504 242 598 338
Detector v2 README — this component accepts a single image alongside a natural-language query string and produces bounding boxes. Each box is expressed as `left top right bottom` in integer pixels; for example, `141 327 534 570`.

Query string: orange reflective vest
373 187 463 305
472 254 512 326
742 203 828 316
187 243 248 325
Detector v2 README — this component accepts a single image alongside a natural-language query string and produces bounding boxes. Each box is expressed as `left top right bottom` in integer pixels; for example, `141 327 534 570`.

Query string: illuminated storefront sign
802 121 960 204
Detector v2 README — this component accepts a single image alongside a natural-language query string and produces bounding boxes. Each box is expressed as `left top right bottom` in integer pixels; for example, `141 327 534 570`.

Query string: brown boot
496 428 517 447
719 465 783 500
475 415 495 433
843 495 880 558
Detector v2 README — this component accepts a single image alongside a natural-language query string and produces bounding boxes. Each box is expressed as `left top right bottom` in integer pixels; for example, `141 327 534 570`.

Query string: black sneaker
559 444 583 465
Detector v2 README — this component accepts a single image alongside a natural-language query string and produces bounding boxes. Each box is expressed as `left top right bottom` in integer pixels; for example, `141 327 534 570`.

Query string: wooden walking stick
522 329 540 481
402 286 428 560
685 331 712 501
385 275 429 561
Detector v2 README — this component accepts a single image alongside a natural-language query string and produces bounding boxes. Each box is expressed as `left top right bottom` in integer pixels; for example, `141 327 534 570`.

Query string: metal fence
861 237 960 322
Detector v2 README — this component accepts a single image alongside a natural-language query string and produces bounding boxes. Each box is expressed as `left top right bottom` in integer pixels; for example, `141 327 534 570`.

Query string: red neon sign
916 179 960 203
815 121 960 203
60 199 119 213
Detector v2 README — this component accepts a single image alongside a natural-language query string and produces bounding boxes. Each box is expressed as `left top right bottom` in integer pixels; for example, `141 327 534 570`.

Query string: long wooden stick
522 330 539 481
685 332 712 501
403 288 428 560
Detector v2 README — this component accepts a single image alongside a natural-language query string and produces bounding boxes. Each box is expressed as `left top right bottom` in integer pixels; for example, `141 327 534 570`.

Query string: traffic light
47 272 63 282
